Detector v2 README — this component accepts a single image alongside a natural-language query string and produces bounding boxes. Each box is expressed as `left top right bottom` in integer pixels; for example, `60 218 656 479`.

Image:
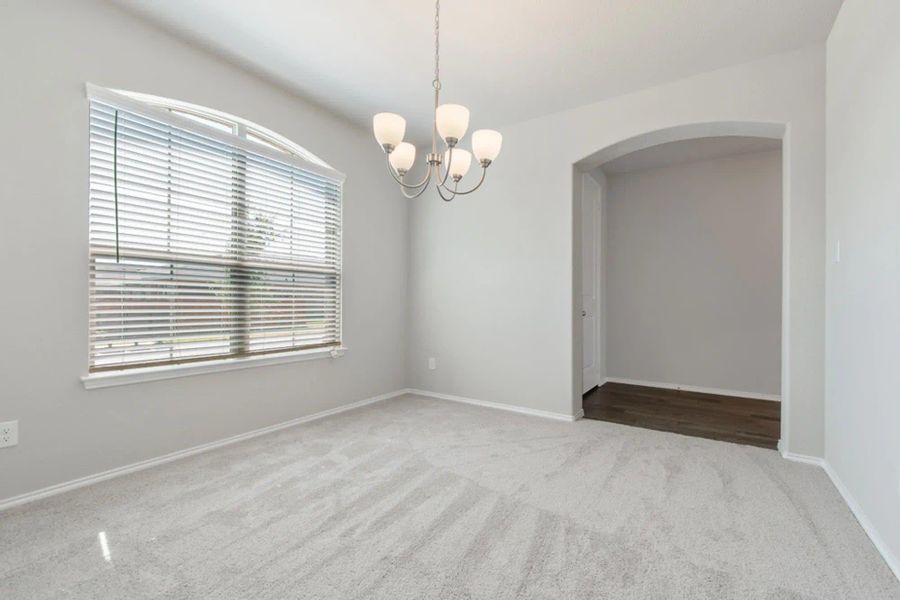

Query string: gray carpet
1 394 897 599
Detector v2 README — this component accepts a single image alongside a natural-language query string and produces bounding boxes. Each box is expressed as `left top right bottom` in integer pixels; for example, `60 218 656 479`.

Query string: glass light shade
373 112 406 148
435 104 470 142
472 129 503 162
389 142 416 172
444 149 472 178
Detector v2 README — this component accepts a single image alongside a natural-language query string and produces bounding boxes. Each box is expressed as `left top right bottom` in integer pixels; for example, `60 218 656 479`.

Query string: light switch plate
0 421 18 448
428 357 437 370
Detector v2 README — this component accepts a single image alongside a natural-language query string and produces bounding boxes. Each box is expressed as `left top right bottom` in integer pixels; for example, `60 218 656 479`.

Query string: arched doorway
572 122 788 449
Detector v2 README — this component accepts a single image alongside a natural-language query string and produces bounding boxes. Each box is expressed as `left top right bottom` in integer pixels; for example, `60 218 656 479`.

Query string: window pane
170 108 234 134
247 131 285 153
90 256 235 370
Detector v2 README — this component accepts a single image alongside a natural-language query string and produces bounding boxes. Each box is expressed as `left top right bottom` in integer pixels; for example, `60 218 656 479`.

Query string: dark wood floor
583 382 780 449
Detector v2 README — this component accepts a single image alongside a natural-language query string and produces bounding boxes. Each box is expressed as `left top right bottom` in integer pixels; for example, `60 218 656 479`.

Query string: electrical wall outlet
0 421 18 448
428 357 437 370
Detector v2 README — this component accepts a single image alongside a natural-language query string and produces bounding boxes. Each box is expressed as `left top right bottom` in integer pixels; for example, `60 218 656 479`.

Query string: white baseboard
782 451 898 582
0 389 406 512
405 388 582 422
781 450 826 467
822 462 900 582
604 377 781 402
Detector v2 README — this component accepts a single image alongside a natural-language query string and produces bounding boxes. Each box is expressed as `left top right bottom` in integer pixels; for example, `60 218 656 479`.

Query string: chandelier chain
433 0 441 90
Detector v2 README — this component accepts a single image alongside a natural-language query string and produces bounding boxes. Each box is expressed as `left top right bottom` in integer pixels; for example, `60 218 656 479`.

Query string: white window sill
81 346 347 390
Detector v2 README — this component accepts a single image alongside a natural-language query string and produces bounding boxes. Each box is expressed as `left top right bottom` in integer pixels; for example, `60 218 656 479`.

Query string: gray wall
408 46 825 456
826 0 900 570
0 0 407 501
605 150 782 396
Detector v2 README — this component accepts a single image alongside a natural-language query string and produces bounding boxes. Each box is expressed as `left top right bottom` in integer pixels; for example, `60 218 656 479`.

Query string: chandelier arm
438 167 487 195
435 184 456 202
386 154 433 189
401 182 434 199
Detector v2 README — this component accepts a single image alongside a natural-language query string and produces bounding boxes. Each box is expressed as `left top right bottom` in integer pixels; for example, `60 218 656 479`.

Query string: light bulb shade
373 112 406 148
444 149 472 178
389 142 416 173
472 129 503 162
435 104 470 142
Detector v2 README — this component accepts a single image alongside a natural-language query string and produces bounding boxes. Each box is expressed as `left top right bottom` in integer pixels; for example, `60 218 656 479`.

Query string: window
87 86 343 373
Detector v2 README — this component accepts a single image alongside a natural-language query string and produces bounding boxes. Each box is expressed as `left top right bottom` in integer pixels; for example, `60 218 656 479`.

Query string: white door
582 174 600 393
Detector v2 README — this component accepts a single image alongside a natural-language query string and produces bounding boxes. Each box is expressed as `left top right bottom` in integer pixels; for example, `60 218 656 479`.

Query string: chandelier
372 0 502 201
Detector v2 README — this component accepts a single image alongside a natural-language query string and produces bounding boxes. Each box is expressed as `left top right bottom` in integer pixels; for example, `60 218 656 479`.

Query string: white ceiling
113 0 842 142
599 136 781 175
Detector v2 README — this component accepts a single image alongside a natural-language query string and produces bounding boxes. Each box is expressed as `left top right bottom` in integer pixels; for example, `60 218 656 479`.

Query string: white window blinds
88 89 343 372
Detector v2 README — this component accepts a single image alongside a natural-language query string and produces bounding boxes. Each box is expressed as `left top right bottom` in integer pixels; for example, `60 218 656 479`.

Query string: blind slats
88 100 342 372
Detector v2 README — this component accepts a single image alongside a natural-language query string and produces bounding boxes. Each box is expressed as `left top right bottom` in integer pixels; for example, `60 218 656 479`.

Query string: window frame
81 84 346 388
